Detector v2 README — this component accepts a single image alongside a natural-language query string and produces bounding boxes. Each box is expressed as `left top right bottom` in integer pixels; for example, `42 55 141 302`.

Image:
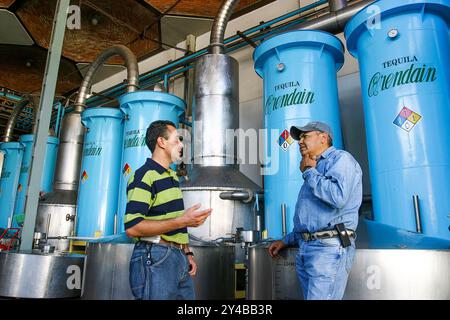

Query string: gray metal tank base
248 246 450 300
82 242 235 300
0 251 85 298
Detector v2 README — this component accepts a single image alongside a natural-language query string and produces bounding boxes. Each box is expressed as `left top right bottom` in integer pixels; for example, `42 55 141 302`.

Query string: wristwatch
185 251 194 256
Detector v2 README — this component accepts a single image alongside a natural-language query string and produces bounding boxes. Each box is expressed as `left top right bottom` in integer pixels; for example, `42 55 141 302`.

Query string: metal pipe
281 204 287 237
45 213 51 241
413 195 422 233
54 102 62 137
219 190 253 202
2 99 30 142
210 0 241 54
300 0 374 33
255 215 262 232
74 45 139 112
329 0 348 12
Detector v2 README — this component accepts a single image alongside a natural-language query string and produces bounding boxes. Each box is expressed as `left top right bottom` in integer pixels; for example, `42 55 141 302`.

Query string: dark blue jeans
296 237 356 300
129 242 195 300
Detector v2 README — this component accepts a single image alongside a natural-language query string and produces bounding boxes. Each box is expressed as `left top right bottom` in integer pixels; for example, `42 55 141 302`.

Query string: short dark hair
327 135 333 147
145 120 176 153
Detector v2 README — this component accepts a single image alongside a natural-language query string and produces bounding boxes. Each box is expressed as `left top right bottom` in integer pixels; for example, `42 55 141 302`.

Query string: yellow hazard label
262 229 268 239
94 231 103 238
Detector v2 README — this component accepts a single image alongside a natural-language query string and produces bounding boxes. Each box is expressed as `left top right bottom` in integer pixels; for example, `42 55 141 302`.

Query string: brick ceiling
0 0 270 97
0 0 15 8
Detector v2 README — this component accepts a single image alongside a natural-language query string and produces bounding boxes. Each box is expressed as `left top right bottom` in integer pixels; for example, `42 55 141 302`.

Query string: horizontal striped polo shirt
124 158 188 244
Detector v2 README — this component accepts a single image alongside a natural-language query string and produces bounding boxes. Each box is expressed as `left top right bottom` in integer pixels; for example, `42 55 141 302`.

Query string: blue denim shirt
282 146 363 245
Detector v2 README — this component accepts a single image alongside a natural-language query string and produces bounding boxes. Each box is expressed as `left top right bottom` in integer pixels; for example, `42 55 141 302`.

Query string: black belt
138 239 188 250
300 229 355 242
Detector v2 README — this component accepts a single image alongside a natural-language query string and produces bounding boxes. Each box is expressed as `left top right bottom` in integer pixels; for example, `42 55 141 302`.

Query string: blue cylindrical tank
0 142 24 228
117 91 186 233
253 30 344 239
76 108 124 237
12 134 59 227
345 0 450 243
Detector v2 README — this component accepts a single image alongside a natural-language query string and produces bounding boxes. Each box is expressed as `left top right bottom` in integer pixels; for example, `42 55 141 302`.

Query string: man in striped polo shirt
125 120 212 300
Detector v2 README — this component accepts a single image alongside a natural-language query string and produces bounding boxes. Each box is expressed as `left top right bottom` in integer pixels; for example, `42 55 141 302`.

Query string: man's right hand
181 203 212 227
268 240 287 259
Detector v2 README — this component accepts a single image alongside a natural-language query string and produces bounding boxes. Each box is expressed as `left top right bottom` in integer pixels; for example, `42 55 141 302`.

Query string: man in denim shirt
269 121 362 300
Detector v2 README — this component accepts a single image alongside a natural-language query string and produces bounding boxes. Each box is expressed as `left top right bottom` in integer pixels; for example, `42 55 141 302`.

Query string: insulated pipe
210 0 241 54
2 99 30 142
74 45 139 112
328 0 348 12
52 45 139 190
300 0 374 33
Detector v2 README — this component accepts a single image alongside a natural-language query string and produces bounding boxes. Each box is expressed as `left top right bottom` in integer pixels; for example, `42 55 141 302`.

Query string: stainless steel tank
179 0 260 300
247 246 450 300
182 167 259 241
81 242 235 300
0 251 84 298
35 190 76 251
0 46 140 299
34 110 84 251
247 243 273 300
182 42 260 243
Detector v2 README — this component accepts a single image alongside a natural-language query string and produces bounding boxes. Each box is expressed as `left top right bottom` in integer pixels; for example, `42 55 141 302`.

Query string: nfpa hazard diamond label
122 163 132 176
393 106 422 132
278 129 294 151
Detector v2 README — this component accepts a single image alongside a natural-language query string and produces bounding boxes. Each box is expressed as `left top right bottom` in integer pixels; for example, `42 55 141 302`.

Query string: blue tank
345 0 450 246
117 91 186 233
76 108 124 237
0 142 24 228
12 134 59 227
254 30 344 239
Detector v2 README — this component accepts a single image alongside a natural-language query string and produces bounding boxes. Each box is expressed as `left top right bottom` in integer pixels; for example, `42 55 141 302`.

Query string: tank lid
18 134 60 145
0 141 23 150
81 107 124 121
118 90 186 114
253 30 345 77
345 0 450 58
19 134 34 143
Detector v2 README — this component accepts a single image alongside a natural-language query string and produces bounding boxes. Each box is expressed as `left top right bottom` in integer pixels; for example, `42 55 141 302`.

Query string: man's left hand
300 155 317 172
187 255 197 276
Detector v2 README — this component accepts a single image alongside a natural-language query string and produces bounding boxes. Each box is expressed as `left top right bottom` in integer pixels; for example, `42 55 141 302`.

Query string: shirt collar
318 146 336 160
146 158 168 175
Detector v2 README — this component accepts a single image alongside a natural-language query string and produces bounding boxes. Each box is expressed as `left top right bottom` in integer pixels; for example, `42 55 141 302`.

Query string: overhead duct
53 45 138 192
74 45 139 112
209 0 240 54
300 0 375 33
328 0 348 12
